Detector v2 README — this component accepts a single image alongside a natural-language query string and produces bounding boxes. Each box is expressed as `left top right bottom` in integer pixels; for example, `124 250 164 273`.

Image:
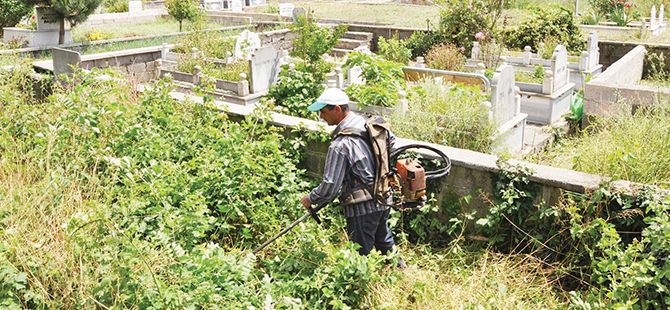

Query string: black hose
389 144 451 179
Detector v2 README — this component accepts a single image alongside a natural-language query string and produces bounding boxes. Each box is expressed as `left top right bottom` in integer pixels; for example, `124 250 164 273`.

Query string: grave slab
249 45 281 93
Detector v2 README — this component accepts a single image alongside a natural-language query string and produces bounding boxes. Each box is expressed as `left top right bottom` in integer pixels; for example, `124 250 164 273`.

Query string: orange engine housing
395 158 426 201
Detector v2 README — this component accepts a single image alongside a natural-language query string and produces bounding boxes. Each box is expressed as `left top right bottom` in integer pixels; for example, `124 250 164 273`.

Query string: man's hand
301 194 311 209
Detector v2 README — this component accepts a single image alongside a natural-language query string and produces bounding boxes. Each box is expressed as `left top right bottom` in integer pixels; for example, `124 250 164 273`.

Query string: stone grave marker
292 7 306 22
279 3 294 16
52 47 81 77
586 32 599 69
249 45 281 93
251 0 265 6
661 4 665 25
652 6 657 26
234 30 261 60
36 7 61 31
551 45 569 90
348 65 363 85
231 0 243 12
490 64 516 126
128 1 143 12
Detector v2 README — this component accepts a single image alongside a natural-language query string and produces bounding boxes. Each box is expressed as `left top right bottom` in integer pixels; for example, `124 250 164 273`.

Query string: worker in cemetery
300 88 401 260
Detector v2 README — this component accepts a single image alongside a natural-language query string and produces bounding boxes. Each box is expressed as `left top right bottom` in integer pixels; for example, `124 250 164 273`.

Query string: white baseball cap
307 88 350 111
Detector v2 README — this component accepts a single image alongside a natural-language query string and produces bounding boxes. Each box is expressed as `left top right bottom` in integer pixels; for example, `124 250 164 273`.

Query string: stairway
332 31 374 57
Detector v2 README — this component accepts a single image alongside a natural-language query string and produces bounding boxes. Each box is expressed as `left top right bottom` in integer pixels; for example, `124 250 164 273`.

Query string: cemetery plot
157 42 281 105
3 7 73 47
578 5 666 37
467 32 602 92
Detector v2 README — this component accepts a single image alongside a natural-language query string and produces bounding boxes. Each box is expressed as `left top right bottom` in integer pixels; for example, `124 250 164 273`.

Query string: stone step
334 38 368 50
331 48 352 58
342 31 373 42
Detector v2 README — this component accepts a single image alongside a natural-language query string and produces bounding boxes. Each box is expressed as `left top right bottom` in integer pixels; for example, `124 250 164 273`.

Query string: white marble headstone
551 45 569 90
279 3 294 16
231 0 243 12
348 65 364 85
128 1 143 13
660 4 665 25
251 0 265 6
651 6 657 26
234 30 261 60
586 31 599 69
249 45 281 93
490 64 516 126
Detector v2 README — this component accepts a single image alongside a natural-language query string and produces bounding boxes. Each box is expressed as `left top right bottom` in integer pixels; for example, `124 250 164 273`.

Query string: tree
165 0 203 32
1 0 33 29
21 0 103 44
289 12 347 82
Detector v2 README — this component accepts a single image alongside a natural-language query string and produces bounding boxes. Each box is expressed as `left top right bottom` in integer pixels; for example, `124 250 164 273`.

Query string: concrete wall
79 10 165 27
584 45 670 126
164 91 649 218
599 40 670 73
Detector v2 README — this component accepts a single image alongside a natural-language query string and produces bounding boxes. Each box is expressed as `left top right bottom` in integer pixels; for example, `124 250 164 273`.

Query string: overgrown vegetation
386 79 495 153
344 51 406 108
504 5 585 54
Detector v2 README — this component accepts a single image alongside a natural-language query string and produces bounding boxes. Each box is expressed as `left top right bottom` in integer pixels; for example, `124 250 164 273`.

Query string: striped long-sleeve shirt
307 113 395 218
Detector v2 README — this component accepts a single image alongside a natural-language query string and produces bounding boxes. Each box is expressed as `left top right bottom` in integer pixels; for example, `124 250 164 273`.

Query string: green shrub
0 0 32 28
344 51 406 108
436 0 504 56
102 0 128 13
405 30 440 59
173 31 235 59
165 0 204 32
504 6 585 54
425 43 465 71
267 63 323 120
289 13 347 82
377 35 412 65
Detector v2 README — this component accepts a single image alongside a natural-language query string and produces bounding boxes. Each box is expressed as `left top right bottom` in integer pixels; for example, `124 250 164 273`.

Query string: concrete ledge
584 45 670 124
159 89 644 214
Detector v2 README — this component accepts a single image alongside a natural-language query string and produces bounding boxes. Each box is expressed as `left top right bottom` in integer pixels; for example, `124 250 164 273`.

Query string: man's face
319 105 341 126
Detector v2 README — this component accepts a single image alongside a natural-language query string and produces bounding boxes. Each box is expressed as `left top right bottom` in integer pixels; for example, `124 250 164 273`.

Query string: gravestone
251 0 265 6
128 1 143 12
231 0 243 12
249 45 281 93
586 32 599 69
292 7 306 22
490 64 516 127
661 4 665 25
36 7 61 31
52 47 81 77
234 30 261 60
279 3 294 16
550 45 569 90
652 6 657 26
348 65 363 85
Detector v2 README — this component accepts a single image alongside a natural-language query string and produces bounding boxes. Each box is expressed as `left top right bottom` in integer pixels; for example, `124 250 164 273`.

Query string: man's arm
302 145 348 207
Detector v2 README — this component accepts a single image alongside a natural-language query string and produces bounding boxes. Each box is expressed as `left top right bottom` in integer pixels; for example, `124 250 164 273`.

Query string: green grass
522 99 670 189
71 17 235 42
253 1 441 28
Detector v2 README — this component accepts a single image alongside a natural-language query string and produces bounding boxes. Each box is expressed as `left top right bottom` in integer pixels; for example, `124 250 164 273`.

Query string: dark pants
346 209 395 256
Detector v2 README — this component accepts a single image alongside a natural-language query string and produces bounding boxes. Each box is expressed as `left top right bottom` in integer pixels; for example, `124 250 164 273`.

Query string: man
300 88 398 258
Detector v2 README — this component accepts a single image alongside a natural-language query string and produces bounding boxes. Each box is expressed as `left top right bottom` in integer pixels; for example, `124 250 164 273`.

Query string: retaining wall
599 40 670 73
584 45 670 126
163 91 646 219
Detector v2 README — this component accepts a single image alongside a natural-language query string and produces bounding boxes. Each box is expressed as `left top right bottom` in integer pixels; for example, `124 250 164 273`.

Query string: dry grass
369 249 567 309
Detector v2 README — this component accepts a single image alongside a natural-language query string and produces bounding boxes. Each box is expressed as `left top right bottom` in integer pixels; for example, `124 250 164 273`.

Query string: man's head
308 88 350 126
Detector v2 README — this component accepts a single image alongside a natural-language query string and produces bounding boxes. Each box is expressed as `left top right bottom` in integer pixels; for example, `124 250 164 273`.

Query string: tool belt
339 184 374 206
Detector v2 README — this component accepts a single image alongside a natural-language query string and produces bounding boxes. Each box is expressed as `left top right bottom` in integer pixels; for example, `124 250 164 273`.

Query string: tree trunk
59 18 65 45
179 20 183 32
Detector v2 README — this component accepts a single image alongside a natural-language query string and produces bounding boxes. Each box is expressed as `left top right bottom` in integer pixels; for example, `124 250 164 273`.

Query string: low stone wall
79 10 166 27
80 46 164 81
599 40 670 73
163 91 648 219
584 45 670 126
